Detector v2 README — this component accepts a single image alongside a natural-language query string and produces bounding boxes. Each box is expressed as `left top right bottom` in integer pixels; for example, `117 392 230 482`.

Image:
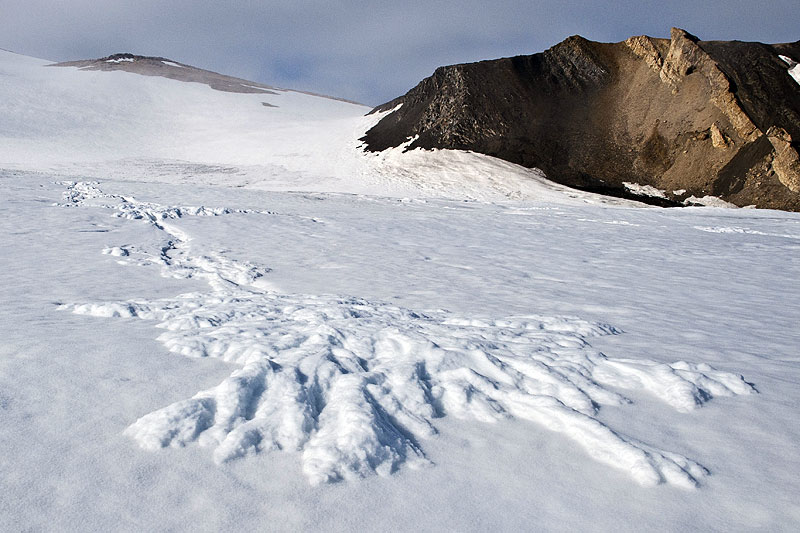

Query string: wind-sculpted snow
58 182 756 488
694 225 800 240
57 181 274 290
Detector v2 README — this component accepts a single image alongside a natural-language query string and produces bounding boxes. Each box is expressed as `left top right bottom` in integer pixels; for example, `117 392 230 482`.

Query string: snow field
60 181 754 488
3 48 800 531
3 173 800 530
0 49 635 205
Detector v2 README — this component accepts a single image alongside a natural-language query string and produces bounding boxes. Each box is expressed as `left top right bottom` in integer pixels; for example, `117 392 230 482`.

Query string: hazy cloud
1 0 797 104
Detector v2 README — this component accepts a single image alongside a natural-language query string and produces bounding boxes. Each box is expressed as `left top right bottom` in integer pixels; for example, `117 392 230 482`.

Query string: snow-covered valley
2 49 800 531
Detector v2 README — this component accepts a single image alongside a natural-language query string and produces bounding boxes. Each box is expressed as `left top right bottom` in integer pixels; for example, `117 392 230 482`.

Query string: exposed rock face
768 127 800 193
362 29 800 210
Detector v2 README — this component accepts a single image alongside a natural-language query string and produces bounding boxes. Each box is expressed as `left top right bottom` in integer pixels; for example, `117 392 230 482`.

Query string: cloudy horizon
1 0 797 105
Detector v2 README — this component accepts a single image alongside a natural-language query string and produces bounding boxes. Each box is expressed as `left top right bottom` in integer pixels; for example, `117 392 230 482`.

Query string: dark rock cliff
362 29 800 210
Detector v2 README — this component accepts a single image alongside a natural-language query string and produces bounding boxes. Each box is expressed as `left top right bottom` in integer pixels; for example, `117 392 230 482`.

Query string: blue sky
1 0 797 105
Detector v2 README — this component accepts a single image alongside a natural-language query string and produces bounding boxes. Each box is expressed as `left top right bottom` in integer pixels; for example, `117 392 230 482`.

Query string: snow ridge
695 225 800 240
58 181 274 290
59 182 755 488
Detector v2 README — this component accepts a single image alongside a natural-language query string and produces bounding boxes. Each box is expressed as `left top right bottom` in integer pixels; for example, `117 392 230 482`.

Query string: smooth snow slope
0 49 619 204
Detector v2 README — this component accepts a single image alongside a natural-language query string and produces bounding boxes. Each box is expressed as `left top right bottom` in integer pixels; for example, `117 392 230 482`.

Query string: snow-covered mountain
2 48 800 531
0 48 621 204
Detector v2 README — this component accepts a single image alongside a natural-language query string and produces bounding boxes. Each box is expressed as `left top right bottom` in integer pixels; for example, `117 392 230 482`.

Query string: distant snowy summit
52 53 279 94
362 28 800 211
52 53 360 103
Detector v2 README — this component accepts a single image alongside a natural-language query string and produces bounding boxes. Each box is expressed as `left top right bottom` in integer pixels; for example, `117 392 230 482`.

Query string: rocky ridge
52 53 360 103
362 29 800 210
52 53 279 94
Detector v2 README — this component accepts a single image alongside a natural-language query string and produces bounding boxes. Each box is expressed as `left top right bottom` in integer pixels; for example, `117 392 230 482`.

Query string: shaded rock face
362 29 800 210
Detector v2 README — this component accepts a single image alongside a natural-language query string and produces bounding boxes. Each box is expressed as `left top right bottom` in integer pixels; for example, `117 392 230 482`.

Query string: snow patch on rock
684 195 738 208
623 182 668 199
779 55 800 86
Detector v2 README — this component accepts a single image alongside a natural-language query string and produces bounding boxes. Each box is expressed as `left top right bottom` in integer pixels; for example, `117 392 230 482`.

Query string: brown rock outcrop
768 127 800 193
362 29 800 210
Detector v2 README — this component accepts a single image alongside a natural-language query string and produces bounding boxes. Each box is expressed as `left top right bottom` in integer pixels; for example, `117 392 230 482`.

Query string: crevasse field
2 49 800 531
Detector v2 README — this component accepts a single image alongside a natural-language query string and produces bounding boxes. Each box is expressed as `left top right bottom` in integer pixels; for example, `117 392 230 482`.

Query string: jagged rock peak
362 28 800 210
